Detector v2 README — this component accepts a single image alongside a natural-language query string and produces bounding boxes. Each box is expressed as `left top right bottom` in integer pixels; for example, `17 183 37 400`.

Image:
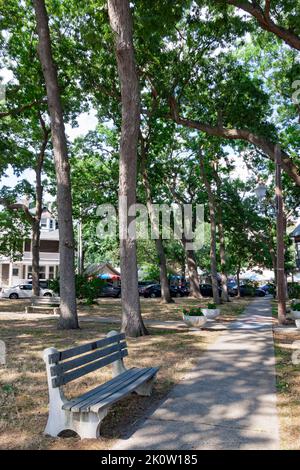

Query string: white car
0 284 54 299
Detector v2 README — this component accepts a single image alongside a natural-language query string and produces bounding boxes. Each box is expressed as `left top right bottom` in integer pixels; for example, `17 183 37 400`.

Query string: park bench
42 330 159 439
25 297 60 315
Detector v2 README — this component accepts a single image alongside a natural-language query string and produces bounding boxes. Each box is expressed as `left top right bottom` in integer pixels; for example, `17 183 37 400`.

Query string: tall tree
33 0 78 329
108 0 148 337
199 155 221 305
140 135 173 303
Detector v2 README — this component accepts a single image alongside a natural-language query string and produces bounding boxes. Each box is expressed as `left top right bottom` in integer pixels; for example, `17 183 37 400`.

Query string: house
0 208 59 287
291 223 300 272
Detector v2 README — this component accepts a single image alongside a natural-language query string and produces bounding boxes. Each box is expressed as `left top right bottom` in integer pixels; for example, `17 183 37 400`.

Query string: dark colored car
199 283 222 298
231 285 266 297
143 284 187 298
260 284 274 295
98 283 121 298
138 281 157 296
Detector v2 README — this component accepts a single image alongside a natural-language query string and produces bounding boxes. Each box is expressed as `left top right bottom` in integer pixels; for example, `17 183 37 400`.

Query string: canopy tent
97 273 120 281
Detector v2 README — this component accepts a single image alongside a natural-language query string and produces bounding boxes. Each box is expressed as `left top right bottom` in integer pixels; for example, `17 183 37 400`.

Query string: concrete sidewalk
113 297 280 450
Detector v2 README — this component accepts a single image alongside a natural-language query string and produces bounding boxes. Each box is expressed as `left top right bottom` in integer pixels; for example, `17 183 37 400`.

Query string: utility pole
275 144 286 324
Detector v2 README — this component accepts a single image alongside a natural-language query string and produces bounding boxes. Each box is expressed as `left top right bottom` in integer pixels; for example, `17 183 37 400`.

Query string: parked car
143 284 187 298
199 283 222 298
98 283 121 298
27 279 50 289
138 281 157 296
231 285 266 297
0 283 54 299
260 284 274 295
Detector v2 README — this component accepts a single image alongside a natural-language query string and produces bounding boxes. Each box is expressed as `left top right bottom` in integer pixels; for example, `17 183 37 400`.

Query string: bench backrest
33 297 60 305
47 333 127 388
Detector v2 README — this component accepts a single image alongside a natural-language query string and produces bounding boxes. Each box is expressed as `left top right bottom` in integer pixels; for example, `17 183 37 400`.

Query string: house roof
84 263 120 276
291 224 300 238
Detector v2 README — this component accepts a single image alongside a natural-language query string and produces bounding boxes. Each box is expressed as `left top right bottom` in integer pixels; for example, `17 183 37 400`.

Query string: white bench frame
43 330 157 439
26 297 60 315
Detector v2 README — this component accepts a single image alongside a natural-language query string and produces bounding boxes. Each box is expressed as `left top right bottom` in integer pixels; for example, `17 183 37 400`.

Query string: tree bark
182 235 202 299
108 0 148 336
236 264 241 298
212 165 230 302
169 97 300 187
140 135 173 304
226 0 300 51
218 212 230 302
33 0 78 329
199 158 221 305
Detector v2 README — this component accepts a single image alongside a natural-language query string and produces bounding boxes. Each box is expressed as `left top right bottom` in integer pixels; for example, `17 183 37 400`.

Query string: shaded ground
0 319 219 449
0 296 250 322
0 297 250 450
273 330 300 450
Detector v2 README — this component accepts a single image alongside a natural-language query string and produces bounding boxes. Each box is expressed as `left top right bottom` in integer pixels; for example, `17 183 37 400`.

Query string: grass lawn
0 295 250 322
0 296 249 450
273 330 300 450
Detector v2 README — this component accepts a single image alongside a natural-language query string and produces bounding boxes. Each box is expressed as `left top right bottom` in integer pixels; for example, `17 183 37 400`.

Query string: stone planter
295 319 300 329
202 308 221 319
291 310 300 320
183 314 207 328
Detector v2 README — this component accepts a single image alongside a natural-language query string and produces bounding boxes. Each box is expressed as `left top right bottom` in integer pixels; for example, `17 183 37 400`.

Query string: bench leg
68 409 108 439
134 376 156 397
53 307 60 316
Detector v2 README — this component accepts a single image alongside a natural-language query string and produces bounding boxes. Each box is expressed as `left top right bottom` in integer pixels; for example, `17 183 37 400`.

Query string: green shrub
291 301 300 311
49 275 104 305
182 307 204 316
207 303 217 309
288 283 300 299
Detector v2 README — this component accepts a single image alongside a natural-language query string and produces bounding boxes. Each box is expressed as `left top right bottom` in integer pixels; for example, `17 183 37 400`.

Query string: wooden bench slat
68 368 149 412
62 368 138 411
49 333 125 364
89 367 159 413
52 349 128 387
51 341 127 377
80 367 156 413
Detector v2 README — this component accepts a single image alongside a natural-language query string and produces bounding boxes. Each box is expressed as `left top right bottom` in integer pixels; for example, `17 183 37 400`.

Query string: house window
39 266 46 279
24 240 31 251
49 266 55 279
49 220 53 229
27 266 46 279
12 268 19 276
41 218 47 228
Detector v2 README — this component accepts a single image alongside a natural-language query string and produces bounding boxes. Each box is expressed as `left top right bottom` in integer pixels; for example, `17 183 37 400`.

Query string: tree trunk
108 0 147 336
218 215 230 302
183 239 202 299
31 219 40 296
31 114 49 297
199 158 220 305
33 0 78 329
140 135 173 304
213 168 229 302
236 265 241 298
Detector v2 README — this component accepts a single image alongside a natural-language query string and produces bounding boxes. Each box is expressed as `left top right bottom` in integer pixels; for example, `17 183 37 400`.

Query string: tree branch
168 96 300 186
0 99 47 119
226 0 300 51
